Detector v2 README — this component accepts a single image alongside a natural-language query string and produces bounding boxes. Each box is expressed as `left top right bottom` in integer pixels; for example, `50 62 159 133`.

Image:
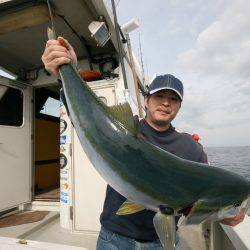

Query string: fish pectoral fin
181 200 216 226
116 200 145 215
153 211 176 250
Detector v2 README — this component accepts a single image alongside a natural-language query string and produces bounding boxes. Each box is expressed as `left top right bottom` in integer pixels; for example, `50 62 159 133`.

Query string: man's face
144 89 181 127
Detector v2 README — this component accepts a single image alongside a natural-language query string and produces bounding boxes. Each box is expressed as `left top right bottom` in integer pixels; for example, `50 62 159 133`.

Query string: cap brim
149 87 183 101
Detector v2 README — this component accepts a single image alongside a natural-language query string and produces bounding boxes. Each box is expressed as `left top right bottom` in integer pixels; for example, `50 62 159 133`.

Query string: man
42 37 245 250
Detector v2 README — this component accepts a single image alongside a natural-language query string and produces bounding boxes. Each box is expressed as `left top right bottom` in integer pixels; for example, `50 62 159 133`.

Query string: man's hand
220 209 246 227
41 37 77 79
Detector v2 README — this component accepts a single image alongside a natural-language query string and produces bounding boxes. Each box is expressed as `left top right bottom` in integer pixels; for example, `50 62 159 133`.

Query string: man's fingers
47 57 71 68
234 212 244 221
42 50 69 65
46 51 71 62
46 37 72 52
45 45 68 56
229 216 244 226
44 57 70 75
57 37 71 50
46 39 60 47
226 221 239 227
57 37 77 66
220 212 245 227
42 37 77 78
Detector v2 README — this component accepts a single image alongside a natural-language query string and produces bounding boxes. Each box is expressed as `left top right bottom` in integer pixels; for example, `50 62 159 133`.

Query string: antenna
138 31 146 86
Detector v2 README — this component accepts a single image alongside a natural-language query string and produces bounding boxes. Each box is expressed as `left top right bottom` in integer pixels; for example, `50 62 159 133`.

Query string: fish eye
234 202 241 208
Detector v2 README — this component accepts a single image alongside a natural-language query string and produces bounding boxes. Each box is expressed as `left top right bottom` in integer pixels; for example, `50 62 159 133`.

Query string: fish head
215 196 250 221
181 177 250 225
213 176 250 221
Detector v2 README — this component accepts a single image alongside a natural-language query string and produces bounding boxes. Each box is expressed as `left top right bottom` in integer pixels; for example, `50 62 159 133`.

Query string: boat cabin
0 0 249 249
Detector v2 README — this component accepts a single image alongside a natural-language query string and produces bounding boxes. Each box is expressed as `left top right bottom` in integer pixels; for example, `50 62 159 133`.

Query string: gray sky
115 0 250 147
1 0 249 147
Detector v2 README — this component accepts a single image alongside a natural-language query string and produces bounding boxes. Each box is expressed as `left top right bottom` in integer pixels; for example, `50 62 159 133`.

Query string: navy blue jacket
100 118 208 242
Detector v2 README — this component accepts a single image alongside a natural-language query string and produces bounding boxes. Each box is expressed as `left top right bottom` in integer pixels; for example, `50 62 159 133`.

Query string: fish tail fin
47 27 56 40
153 211 176 250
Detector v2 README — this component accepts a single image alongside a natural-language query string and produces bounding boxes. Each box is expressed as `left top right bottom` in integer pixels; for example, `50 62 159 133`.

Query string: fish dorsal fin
116 200 145 215
108 102 137 135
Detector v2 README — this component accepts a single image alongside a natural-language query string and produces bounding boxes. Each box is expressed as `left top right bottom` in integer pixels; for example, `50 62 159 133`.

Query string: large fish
45 0 249 244
58 62 250 249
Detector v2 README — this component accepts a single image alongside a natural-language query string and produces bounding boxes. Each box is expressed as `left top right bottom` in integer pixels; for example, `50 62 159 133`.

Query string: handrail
221 216 250 250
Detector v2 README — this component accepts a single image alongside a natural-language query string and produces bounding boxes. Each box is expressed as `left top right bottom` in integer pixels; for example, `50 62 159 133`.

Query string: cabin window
0 84 23 127
40 97 60 118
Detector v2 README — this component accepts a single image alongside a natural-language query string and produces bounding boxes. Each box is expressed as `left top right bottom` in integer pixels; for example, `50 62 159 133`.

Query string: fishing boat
0 0 249 249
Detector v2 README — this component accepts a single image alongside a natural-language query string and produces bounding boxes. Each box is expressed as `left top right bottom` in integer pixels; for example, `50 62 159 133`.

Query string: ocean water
205 146 250 215
205 146 250 181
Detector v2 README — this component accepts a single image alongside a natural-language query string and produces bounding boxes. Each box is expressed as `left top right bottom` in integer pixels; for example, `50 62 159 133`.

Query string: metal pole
126 33 143 118
111 0 128 89
138 31 146 87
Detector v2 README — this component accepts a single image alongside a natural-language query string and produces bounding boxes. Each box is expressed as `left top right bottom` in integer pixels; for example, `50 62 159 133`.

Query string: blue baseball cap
147 74 184 101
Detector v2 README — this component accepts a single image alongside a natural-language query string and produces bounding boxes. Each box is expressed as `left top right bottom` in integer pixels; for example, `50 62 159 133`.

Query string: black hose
111 0 128 89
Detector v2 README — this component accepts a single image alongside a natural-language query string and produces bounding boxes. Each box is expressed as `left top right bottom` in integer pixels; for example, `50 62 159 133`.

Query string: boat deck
35 188 60 201
26 217 98 249
0 208 249 250
0 236 85 250
0 210 98 249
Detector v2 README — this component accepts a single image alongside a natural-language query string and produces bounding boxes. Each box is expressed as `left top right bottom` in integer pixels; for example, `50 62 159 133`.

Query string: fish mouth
180 197 250 226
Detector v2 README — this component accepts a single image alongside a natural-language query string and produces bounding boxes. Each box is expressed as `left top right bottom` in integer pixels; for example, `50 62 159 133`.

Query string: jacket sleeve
197 146 208 164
